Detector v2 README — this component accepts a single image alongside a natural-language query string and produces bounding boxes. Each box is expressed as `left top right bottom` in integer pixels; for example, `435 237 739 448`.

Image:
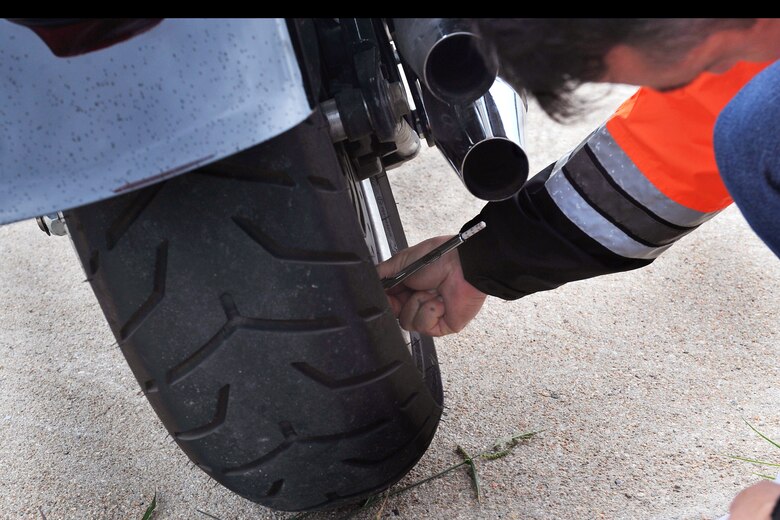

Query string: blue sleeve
714 59 780 258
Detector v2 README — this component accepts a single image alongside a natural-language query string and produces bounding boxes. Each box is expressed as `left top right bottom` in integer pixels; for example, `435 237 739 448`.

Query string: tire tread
65 112 442 512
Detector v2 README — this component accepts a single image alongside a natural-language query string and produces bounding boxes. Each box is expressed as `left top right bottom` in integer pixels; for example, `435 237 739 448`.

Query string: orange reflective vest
608 61 770 213
542 60 770 261
459 61 771 300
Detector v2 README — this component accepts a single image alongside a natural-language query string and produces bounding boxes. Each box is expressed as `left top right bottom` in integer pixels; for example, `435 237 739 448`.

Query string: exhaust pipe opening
422 76 529 201
426 33 496 105
462 138 529 201
394 18 498 105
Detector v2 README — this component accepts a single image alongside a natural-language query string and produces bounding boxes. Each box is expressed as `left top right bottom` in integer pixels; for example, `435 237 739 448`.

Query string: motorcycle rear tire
64 111 443 511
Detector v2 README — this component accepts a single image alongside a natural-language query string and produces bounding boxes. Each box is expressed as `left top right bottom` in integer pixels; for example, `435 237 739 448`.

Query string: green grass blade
726 455 780 468
373 492 390 519
388 460 471 497
744 419 780 450
141 493 157 520
752 472 777 480
332 428 542 519
387 430 539 499
481 430 541 460
456 445 481 504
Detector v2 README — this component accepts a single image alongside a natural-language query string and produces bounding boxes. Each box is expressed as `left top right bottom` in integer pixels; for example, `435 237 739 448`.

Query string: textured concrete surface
2 84 779 520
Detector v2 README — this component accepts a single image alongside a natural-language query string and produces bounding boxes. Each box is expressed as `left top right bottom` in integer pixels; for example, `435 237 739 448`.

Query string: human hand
377 236 487 337
729 480 780 520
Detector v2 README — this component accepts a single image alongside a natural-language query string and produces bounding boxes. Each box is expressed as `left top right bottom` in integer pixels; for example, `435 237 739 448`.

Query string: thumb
376 236 455 282
376 248 413 280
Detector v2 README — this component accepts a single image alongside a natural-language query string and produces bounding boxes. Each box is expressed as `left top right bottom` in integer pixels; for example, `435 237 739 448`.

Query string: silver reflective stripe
564 145 695 246
588 126 716 227
545 165 672 260
551 149 574 173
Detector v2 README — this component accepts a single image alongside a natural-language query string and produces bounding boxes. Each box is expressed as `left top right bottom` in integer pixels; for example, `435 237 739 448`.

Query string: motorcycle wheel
64 110 443 511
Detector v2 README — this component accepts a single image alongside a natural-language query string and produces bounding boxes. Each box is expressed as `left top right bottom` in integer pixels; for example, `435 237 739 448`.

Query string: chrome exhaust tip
423 77 529 201
461 137 528 201
393 18 498 105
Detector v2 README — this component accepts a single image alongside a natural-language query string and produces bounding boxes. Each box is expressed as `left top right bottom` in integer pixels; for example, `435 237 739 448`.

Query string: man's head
474 18 779 120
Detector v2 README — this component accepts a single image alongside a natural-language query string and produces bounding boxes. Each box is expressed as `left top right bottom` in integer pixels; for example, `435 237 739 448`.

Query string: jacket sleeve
458 61 770 300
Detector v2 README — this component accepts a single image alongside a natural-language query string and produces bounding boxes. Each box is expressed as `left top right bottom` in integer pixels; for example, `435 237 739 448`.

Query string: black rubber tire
64 111 443 511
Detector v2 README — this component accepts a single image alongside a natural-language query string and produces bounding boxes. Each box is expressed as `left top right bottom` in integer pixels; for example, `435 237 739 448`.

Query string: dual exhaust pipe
393 18 529 201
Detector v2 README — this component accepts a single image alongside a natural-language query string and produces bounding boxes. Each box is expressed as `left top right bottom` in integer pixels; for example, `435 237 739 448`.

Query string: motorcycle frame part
382 119 421 170
0 18 312 225
422 76 530 201
312 18 420 180
317 19 423 353
392 18 499 105
322 96 420 171
400 63 436 149
308 18 420 258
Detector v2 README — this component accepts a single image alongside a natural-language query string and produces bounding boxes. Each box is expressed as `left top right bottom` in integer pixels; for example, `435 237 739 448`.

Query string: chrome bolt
36 213 68 236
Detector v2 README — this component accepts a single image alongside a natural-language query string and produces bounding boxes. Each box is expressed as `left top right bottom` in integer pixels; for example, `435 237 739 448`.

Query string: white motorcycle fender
0 18 313 224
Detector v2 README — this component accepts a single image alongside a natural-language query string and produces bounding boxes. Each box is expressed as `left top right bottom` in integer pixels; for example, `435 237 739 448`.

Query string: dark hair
474 18 756 121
